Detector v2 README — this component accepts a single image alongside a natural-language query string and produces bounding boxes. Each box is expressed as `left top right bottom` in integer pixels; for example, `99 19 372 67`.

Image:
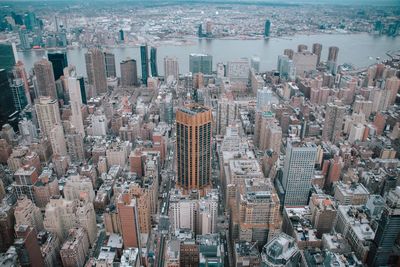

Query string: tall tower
0 43 16 71
150 47 158 77
367 186 400 267
264 19 271 38
104 51 116 78
85 48 107 95
164 56 179 81
66 70 85 137
33 58 57 99
140 45 149 85
312 43 322 66
120 59 138 86
281 139 317 206
49 124 67 156
0 69 16 128
47 51 68 80
189 54 212 75
322 100 346 143
35 96 61 137
176 104 212 193
117 193 141 249
328 46 339 62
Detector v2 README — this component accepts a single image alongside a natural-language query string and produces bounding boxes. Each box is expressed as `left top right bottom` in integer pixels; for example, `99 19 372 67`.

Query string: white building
49 124 67 156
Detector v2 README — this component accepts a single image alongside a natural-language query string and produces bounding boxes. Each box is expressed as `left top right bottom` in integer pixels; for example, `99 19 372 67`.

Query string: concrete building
281 140 317 206
49 124 67 156
309 194 337 238
66 75 85 137
216 94 236 135
14 165 39 203
14 195 43 232
14 225 44 267
91 113 107 136
33 58 57 99
104 52 116 78
63 174 95 202
277 55 296 81
234 241 261 267
261 233 300 267
292 51 318 77
60 227 90 267
164 56 179 81
33 168 59 209
120 59 138 86
226 58 250 82
85 48 107 95
106 140 130 167
334 182 370 205
117 193 141 248
65 130 85 163
35 97 61 137
43 196 97 245
312 43 322 66
176 104 212 193
322 100 346 143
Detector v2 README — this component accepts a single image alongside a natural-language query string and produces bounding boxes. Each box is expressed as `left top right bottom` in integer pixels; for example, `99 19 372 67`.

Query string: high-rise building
281 139 317 206
14 165 39 203
251 56 261 73
66 72 85 137
176 104 212 193
104 51 116 78
66 130 85 163
312 43 322 66
85 48 107 95
47 51 68 80
0 43 16 71
322 100 346 143
140 45 149 85
216 95 236 135
60 227 90 267
14 225 44 267
0 203 16 253
33 59 57 99
189 54 212 75
226 58 250 81
10 78 28 111
264 19 271 38
277 55 296 81
297 44 308 52
35 96 61 137
261 233 300 266
120 59 138 86
284 49 294 60
292 51 318 77
150 47 158 77
0 70 16 128
328 46 339 62
164 56 179 81
367 186 400 267
119 29 124 42
14 195 44 232
49 124 67 156
117 193 141 248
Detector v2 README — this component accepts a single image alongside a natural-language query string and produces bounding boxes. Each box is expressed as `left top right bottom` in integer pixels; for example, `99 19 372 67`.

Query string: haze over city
0 0 399 267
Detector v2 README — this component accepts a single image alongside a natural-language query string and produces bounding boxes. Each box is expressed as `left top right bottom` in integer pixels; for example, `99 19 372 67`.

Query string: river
18 33 399 77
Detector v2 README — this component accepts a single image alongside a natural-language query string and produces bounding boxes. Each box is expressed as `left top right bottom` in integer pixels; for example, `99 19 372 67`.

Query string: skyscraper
328 46 339 62
367 186 400 267
104 51 116 78
312 43 322 66
176 104 212 193
85 48 107 95
164 56 179 81
281 139 317 206
66 70 85 137
47 51 68 80
49 124 67 156
150 47 158 77
117 193 141 248
119 29 124 42
140 45 149 85
0 69 17 127
14 225 44 267
10 78 28 111
0 43 16 71
120 59 138 86
264 19 271 38
35 96 61 137
322 100 346 143
34 59 57 99
189 54 212 75
297 44 308 52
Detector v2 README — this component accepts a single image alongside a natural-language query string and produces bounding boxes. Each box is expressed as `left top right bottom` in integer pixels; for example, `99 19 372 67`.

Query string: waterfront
19 33 399 76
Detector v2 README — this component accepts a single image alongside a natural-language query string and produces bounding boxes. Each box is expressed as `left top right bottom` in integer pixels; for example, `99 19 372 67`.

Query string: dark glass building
140 45 149 85
78 76 87 104
48 51 68 80
150 47 158 77
264 19 271 38
0 43 15 71
0 69 16 127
